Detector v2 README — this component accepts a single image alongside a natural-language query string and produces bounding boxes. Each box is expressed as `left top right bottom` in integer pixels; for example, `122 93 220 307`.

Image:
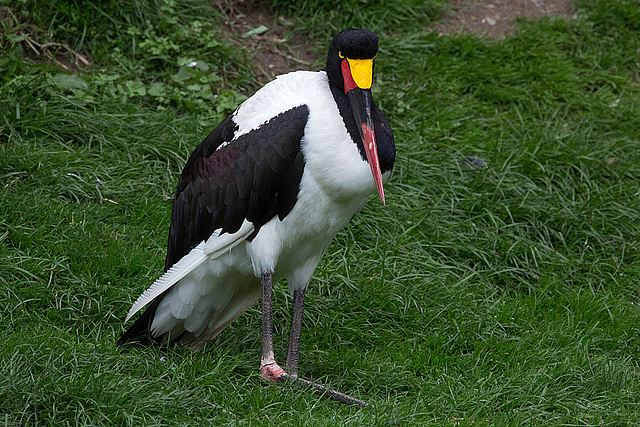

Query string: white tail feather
124 221 255 323
125 241 207 322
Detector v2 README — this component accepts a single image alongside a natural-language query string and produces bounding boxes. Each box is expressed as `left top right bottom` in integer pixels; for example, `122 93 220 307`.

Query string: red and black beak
340 55 386 206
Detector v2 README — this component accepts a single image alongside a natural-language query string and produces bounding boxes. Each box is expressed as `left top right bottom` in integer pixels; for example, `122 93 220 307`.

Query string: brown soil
218 0 579 80
434 0 577 38
214 0 320 83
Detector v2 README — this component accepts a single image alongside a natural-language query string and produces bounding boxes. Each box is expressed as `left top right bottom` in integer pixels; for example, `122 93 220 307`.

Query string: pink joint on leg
260 362 288 382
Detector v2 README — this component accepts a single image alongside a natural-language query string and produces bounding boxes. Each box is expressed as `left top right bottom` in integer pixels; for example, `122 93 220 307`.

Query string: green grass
2 0 640 424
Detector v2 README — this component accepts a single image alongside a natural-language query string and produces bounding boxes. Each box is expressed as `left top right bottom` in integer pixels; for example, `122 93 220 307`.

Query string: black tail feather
117 297 164 346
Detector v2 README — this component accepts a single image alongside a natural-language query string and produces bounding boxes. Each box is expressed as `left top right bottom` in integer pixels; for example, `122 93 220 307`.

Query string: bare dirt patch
3 1 580 78
215 0 580 83
434 0 577 38
214 0 321 83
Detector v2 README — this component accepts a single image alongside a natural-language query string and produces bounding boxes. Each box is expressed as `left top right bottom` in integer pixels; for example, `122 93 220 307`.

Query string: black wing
165 105 309 270
118 105 308 345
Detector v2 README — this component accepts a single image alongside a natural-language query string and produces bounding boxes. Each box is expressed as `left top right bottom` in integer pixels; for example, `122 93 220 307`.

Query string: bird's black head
326 29 379 93
325 29 391 205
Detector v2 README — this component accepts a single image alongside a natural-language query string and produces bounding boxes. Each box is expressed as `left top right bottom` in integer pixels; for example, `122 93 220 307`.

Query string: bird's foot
294 377 372 407
260 361 289 383
260 361 370 407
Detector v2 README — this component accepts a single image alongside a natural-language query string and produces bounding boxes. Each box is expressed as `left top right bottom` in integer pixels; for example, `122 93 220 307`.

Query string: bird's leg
260 273 370 407
260 271 288 383
283 289 371 407
285 289 306 379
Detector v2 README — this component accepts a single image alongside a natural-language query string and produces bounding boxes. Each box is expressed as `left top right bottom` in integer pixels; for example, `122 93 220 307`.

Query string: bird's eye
339 51 344 59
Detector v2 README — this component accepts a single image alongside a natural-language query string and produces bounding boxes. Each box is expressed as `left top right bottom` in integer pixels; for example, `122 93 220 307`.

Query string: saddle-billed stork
119 28 395 406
